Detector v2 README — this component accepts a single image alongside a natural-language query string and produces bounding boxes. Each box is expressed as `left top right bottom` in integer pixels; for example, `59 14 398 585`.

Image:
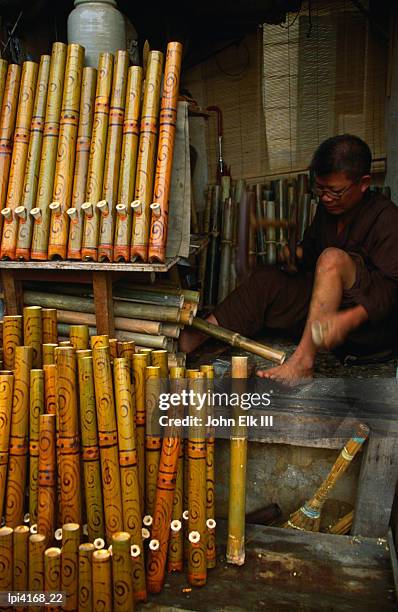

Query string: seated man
180 134 398 381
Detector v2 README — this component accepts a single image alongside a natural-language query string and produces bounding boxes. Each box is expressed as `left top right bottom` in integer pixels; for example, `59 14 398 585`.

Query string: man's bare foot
311 311 352 350
256 355 313 382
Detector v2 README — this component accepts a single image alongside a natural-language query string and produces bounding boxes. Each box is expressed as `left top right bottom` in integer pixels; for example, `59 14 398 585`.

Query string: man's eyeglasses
313 180 358 201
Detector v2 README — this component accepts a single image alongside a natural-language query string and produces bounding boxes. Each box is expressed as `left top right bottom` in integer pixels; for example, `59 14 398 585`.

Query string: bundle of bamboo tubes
0 40 183 264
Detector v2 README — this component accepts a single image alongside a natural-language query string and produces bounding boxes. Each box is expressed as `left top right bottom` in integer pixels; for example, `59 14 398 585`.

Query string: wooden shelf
0 257 179 272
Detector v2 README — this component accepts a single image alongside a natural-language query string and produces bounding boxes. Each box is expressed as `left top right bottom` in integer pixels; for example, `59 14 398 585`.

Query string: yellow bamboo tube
114 357 146 602
43 344 58 365
117 340 135 367
0 373 14 518
43 363 57 414
48 43 84 260
68 67 97 260
61 523 80 611
145 365 162 517
44 547 61 612
0 61 38 259
92 346 123 541
78 356 105 542
90 334 109 349
13 525 29 593
3 314 23 370
0 526 13 591
82 53 114 261
112 532 135 611
0 64 21 232
149 42 183 263
29 369 44 525
132 352 148 512
5 345 33 527
92 549 112 610
37 414 56 546
130 51 163 262
97 50 128 262
200 364 216 568
42 308 58 344
69 324 89 349
23 305 43 368
168 437 184 572
0 59 9 112
15 55 51 260
29 533 46 596
31 42 67 260
78 542 95 612
113 66 142 262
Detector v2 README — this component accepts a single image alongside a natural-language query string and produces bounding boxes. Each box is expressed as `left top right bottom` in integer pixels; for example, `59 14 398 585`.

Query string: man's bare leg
179 313 219 353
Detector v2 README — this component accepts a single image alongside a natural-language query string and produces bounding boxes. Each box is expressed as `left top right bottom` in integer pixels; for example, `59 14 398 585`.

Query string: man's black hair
309 134 372 180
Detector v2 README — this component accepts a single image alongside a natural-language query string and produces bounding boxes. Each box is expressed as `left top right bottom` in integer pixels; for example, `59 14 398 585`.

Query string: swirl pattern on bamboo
13 525 29 591
24 306 43 368
0 374 13 518
0 526 13 590
78 543 94 612
61 523 80 611
0 64 21 227
3 315 22 370
37 414 56 545
29 369 44 524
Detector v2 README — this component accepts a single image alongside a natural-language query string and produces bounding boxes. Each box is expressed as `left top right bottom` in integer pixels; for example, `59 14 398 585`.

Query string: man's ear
360 174 371 192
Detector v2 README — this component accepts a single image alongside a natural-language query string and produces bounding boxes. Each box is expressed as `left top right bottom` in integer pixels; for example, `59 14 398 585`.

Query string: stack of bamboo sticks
0 39 182 264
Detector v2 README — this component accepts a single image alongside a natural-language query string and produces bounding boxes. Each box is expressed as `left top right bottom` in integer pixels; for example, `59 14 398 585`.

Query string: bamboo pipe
82 53 114 261
0 59 9 113
43 344 58 365
57 322 169 350
42 308 58 344
265 199 277 265
145 365 162 517
43 364 57 415
45 547 61 612
129 284 200 304
28 533 46 596
0 373 13 519
115 285 184 309
168 431 184 572
69 324 89 349
67 67 97 259
112 532 135 610
148 42 183 263
31 42 67 260
0 526 13 591
3 314 22 370
204 185 221 307
0 61 38 259
78 543 95 612
5 345 33 527
217 197 234 303
130 51 164 262
23 305 43 368
13 525 29 592
98 51 128 262
92 549 112 610
37 414 56 546
29 369 44 525
56 309 161 336
161 323 181 339
90 334 109 349
255 183 266 265
200 364 216 568
117 340 135 365
61 523 80 611
16 55 51 260
132 352 149 513
108 337 118 360
48 43 84 260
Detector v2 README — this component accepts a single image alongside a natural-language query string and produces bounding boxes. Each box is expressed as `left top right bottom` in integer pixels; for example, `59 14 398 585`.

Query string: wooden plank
0 256 179 272
1 269 23 315
92 271 115 337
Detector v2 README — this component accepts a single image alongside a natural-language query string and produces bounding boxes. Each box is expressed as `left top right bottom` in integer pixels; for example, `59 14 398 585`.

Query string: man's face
314 171 371 215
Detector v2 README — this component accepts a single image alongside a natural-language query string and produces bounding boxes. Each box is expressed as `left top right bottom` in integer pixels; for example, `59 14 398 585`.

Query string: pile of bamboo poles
0 307 217 598
0 40 182 264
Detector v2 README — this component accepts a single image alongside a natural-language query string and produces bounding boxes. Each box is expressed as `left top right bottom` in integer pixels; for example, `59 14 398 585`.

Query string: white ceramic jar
67 0 127 68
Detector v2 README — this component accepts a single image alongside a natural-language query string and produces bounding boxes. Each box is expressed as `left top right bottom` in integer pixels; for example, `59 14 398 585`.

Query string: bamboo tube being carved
82 53 114 261
29 369 44 525
48 44 84 260
31 43 67 260
24 305 43 368
3 314 22 370
78 543 95 612
0 373 14 519
42 308 57 344
130 51 164 262
0 526 13 592
13 525 30 593
112 532 135 611
37 413 56 546
61 523 80 611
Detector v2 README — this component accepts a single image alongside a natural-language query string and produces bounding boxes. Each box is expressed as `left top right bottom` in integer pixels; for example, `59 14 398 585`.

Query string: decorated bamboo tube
29 369 44 524
69 324 89 349
68 67 97 259
90 334 109 349
23 305 43 368
148 42 183 263
44 547 61 612
43 343 57 365
5 345 33 527
92 549 112 610
15 55 51 260
200 364 216 568
56 307 162 336
82 53 114 261
31 42 67 260
109 337 118 360
0 526 13 592
117 340 135 366
0 59 9 112
112 532 135 611
55 346 82 524
48 44 84 260
77 355 105 541
92 346 124 541
114 358 146 601
43 364 57 414
61 523 80 611
13 525 29 592
132 352 149 513
3 314 22 371
78 543 95 612
0 61 38 259
130 51 163 262
28 533 46 595
145 365 162 517
37 414 56 546
97 51 128 262
217 197 234 303
42 308 58 344
227 356 248 566
0 373 14 518
168 435 184 572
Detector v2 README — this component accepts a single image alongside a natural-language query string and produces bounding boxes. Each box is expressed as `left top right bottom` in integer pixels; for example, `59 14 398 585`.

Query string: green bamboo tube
78 543 95 612
30 42 67 260
69 324 89 349
0 526 13 591
130 284 200 304
90 334 109 349
0 373 14 518
44 547 61 612
145 366 162 517
37 414 56 546
61 523 80 611
48 44 84 260
29 369 44 524
168 436 184 572
5 345 33 527
44 364 57 414
227 356 248 566
92 346 123 541
55 346 82 524
15 55 50 260
112 532 135 610
0 61 38 260
57 307 162 336
92 549 112 610
148 42 183 263
161 323 180 339
78 356 105 542
13 525 29 592
3 314 23 370
132 352 148 513
28 533 46 594
43 344 57 365
68 67 97 260
114 357 146 602
200 364 216 568
23 305 43 368
114 286 184 309
42 308 58 344
0 64 21 231
97 50 128 262
0 59 9 112
82 53 114 261
130 51 163 262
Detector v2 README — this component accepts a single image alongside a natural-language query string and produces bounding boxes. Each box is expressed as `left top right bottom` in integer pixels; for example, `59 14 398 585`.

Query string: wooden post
92 271 115 337
1 269 23 314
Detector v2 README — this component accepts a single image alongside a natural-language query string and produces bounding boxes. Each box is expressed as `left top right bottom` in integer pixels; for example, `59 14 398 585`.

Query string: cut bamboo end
1 208 12 221
226 535 245 566
30 207 42 221
150 202 161 217
131 199 142 214
97 200 108 214
15 206 27 220
82 202 94 218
